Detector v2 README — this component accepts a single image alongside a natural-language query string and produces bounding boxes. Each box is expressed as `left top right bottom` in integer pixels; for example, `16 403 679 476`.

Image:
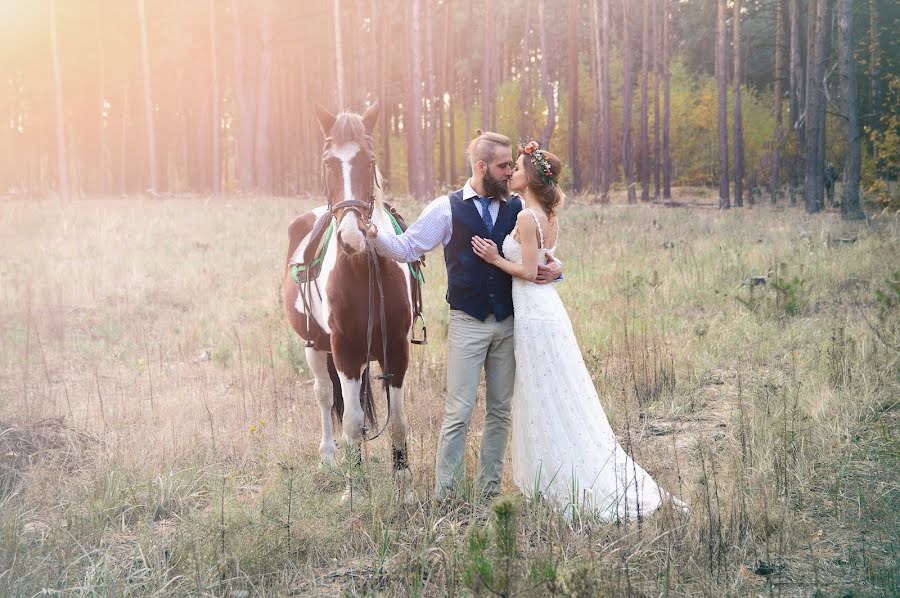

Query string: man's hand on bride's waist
535 256 562 284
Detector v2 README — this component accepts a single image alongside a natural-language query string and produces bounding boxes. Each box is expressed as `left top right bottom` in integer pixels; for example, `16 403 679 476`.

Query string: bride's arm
471 213 539 282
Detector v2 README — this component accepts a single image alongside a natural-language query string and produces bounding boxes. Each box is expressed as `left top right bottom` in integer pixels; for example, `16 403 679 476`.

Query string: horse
283 102 415 495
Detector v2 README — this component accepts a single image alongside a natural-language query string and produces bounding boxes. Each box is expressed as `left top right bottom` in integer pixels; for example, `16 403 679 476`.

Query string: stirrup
410 314 427 345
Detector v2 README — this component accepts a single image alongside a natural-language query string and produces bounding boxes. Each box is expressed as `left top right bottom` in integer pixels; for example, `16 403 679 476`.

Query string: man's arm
369 196 451 263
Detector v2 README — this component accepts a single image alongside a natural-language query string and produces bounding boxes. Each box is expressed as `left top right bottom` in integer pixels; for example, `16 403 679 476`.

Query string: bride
471 141 684 521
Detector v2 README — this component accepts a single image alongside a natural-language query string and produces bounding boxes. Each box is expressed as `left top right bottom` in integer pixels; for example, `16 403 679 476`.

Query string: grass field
0 194 897 596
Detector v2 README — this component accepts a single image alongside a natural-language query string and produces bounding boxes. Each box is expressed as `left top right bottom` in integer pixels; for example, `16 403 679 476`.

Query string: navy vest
444 188 522 321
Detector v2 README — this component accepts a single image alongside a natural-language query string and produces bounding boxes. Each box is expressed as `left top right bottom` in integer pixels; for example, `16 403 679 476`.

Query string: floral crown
519 140 557 187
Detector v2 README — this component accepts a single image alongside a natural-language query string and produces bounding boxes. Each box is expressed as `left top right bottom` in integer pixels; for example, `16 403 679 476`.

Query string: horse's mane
331 113 366 146
373 165 385 214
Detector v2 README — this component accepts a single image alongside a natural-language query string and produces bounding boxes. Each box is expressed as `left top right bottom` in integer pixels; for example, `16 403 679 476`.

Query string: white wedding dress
505 209 681 521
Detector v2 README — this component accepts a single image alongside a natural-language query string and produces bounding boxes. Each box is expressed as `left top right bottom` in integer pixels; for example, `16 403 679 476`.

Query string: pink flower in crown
521 140 540 155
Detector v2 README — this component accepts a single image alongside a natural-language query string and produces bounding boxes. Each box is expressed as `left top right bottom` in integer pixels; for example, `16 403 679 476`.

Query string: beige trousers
434 309 516 499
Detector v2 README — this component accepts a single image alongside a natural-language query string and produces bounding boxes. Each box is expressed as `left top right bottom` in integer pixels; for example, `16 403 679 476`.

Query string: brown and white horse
283 102 412 491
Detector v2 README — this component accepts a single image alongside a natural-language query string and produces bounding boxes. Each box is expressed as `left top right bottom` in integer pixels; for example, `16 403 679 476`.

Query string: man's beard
482 169 510 201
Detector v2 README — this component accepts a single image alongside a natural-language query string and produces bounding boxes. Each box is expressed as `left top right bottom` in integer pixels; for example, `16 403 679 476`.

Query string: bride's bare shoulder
515 209 538 228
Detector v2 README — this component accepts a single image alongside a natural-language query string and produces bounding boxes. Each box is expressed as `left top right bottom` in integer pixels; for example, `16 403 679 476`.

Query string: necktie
476 196 494 234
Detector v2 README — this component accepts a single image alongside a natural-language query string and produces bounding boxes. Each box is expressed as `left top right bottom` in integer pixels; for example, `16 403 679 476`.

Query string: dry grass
0 195 897 596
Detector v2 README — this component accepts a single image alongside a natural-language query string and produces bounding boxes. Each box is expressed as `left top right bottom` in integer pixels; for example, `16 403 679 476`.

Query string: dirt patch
0 417 96 498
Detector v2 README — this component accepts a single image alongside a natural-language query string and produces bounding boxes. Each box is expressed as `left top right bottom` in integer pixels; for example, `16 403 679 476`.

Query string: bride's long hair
522 149 566 217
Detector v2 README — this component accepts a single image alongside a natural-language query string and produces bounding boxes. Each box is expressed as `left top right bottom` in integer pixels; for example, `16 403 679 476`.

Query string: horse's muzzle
336 229 364 254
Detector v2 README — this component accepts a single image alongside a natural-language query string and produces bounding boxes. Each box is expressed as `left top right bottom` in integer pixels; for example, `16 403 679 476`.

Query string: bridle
322 134 378 222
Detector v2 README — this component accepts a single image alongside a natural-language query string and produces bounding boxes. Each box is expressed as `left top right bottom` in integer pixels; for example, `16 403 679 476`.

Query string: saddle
382 203 427 345
290 211 334 285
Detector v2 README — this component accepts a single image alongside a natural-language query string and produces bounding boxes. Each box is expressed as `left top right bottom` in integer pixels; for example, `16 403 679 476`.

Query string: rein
361 234 392 442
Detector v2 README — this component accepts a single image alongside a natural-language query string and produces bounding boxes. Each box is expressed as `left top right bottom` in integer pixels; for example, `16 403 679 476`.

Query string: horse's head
315 102 380 255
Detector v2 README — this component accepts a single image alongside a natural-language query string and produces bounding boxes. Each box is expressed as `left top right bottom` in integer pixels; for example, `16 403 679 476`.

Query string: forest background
2 0 898 212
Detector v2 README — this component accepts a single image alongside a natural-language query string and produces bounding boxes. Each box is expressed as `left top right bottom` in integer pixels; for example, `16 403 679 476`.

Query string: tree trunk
804 0 826 213
93 0 107 194
804 0 817 189
137 0 158 192
375 0 391 190
589 0 602 194
232 0 254 191
350 0 363 109
334 0 345 109
119 80 129 195
537 0 556 149
623 0 637 203
424 0 435 196
662 0 672 199
297 19 311 191
209 0 221 196
817 2 829 210
254 6 273 194
591 0 611 200
733 0 744 207
789 0 802 195
49 0 70 201
447 2 457 186
439 0 451 186
771 0 784 203
838 0 865 220
407 0 426 200
482 0 492 129
653 0 661 199
639 0 650 201
491 5 502 130
716 0 730 208
867 0 880 134
567 0 580 191
520 1 532 141
601 0 612 200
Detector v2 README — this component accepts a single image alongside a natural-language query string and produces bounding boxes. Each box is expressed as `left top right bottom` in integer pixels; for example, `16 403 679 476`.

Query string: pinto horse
283 102 413 487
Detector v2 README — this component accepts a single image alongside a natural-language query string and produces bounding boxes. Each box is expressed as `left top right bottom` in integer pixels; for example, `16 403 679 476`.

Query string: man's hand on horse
535 256 562 285
359 217 378 238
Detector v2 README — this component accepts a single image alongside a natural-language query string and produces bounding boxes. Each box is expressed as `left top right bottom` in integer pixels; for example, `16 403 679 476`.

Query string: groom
362 131 561 499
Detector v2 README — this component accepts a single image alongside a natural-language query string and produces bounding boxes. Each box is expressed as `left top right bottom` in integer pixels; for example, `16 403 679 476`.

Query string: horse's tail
326 353 344 424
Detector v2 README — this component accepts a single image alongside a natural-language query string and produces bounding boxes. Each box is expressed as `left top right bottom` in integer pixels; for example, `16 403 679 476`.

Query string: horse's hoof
319 443 337 466
393 468 414 504
393 466 412 484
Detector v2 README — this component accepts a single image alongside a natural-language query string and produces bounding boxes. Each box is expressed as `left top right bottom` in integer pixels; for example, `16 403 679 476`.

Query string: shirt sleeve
372 196 451 263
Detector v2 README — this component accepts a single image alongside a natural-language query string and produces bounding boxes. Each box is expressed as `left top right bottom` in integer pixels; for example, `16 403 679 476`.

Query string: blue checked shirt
373 180 502 262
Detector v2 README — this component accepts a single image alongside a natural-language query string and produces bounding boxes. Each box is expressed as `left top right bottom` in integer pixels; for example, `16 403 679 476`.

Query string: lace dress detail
504 213 679 520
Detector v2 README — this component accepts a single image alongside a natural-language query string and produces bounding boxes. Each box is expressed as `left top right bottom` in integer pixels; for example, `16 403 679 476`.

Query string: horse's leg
388 381 410 476
380 331 411 500
388 380 414 503
336 365 366 505
336 368 366 452
306 347 337 464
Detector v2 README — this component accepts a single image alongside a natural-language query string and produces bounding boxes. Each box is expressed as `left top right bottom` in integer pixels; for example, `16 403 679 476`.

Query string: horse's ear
315 104 336 135
362 100 380 134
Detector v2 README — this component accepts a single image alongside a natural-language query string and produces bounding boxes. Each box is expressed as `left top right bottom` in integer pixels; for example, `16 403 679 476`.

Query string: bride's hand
471 236 500 264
